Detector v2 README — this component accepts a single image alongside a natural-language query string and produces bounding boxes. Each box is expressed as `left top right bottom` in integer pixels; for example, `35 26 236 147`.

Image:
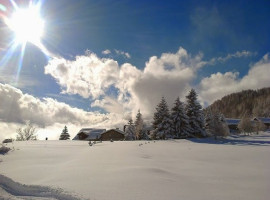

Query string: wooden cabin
225 118 241 133
73 128 106 141
100 129 125 141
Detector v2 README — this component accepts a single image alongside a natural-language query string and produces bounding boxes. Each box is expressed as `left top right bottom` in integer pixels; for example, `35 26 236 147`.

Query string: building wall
78 133 88 140
101 130 124 141
228 124 239 133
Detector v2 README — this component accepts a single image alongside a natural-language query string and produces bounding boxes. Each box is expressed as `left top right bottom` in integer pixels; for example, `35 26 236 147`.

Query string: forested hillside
205 88 270 118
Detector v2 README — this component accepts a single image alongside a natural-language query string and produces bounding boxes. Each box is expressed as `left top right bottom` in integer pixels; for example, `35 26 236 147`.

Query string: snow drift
0 174 80 200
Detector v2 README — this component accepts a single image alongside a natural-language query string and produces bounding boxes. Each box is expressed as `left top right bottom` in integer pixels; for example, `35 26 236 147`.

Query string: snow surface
1 133 270 200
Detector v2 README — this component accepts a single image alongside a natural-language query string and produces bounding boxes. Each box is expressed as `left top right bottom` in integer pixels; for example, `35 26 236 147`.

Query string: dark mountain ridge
205 87 270 118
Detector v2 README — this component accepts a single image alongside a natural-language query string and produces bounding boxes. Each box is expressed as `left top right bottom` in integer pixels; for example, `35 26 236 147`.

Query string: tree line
205 87 270 118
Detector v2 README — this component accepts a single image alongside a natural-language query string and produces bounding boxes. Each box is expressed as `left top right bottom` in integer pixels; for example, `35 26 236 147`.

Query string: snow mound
0 174 82 200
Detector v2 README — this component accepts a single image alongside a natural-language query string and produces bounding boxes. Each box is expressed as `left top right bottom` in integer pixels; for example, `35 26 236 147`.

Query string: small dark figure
45 137 48 140
110 139 113 142
88 141 92 146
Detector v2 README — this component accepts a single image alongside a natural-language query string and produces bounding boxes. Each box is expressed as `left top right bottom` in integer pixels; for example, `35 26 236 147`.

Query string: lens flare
0 4 7 12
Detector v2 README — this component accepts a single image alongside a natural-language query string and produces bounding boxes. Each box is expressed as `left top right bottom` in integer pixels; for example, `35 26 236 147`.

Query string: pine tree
135 110 144 140
125 118 136 140
59 126 70 140
152 97 172 139
171 97 190 138
185 89 206 137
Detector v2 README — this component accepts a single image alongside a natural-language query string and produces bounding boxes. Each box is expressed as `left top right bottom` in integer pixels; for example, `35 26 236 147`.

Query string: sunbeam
0 40 19 68
16 42 26 83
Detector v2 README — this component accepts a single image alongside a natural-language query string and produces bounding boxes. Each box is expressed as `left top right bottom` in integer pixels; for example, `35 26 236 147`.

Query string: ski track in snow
0 174 82 200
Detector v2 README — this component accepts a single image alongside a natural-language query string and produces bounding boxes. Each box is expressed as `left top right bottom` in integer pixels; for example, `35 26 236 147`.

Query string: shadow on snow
186 135 270 146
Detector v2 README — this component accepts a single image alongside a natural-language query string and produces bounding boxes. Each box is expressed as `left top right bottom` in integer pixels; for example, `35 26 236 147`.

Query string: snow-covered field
1 133 270 200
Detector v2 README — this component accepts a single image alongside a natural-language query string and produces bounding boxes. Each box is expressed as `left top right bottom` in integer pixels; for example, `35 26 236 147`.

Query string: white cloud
45 53 120 99
102 49 111 55
199 53 270 104
91 96 125 114
45 47 204 120
208 50 255 65
0 83 126 141
115 49 131 59
125 47 201 117
0 122 20 142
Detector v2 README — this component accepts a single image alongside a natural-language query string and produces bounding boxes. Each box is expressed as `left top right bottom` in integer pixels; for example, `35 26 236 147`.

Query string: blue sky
0 0 270 139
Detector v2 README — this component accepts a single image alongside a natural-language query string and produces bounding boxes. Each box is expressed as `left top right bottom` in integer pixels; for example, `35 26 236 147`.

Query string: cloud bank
44 47 269 119
0 83 125 140
45 47 205 119
199 53 270 103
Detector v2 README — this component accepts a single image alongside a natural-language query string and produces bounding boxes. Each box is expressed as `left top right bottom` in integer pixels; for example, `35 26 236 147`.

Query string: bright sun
7 6 44 45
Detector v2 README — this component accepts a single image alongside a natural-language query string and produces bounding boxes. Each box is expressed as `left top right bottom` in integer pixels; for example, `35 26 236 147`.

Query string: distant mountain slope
205 87 270 118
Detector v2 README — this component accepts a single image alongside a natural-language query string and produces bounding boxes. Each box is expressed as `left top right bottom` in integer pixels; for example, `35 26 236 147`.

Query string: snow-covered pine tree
152 97 172 139
171 97 190 138
125 118 136 140
185 89 206 137
59 125 70 140
135 110 144 140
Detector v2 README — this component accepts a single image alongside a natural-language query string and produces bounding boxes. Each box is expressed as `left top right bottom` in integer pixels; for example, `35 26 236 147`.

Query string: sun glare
8 6 44 45
0 0 50 84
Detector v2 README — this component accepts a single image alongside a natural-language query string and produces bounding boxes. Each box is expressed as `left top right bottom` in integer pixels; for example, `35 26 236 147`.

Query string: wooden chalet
226 118 241 133
100 129 125 141
253 117 270 129
73 128 106 141
226 117 270 133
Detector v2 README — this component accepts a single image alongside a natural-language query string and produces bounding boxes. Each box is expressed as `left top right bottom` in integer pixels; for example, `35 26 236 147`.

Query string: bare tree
254 120 266 134
238 115 253 134
16 121 37 141
205 112 229 139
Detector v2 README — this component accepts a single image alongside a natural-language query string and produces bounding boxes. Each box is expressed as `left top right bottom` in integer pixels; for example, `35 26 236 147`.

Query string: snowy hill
1 133 270 200
205 87 270 118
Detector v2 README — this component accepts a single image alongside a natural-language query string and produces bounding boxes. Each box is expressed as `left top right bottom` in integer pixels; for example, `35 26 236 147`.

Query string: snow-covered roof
253 117 270 124
226 117 270 126
225 118 241 125
73 128 106 140
102 129 125 135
